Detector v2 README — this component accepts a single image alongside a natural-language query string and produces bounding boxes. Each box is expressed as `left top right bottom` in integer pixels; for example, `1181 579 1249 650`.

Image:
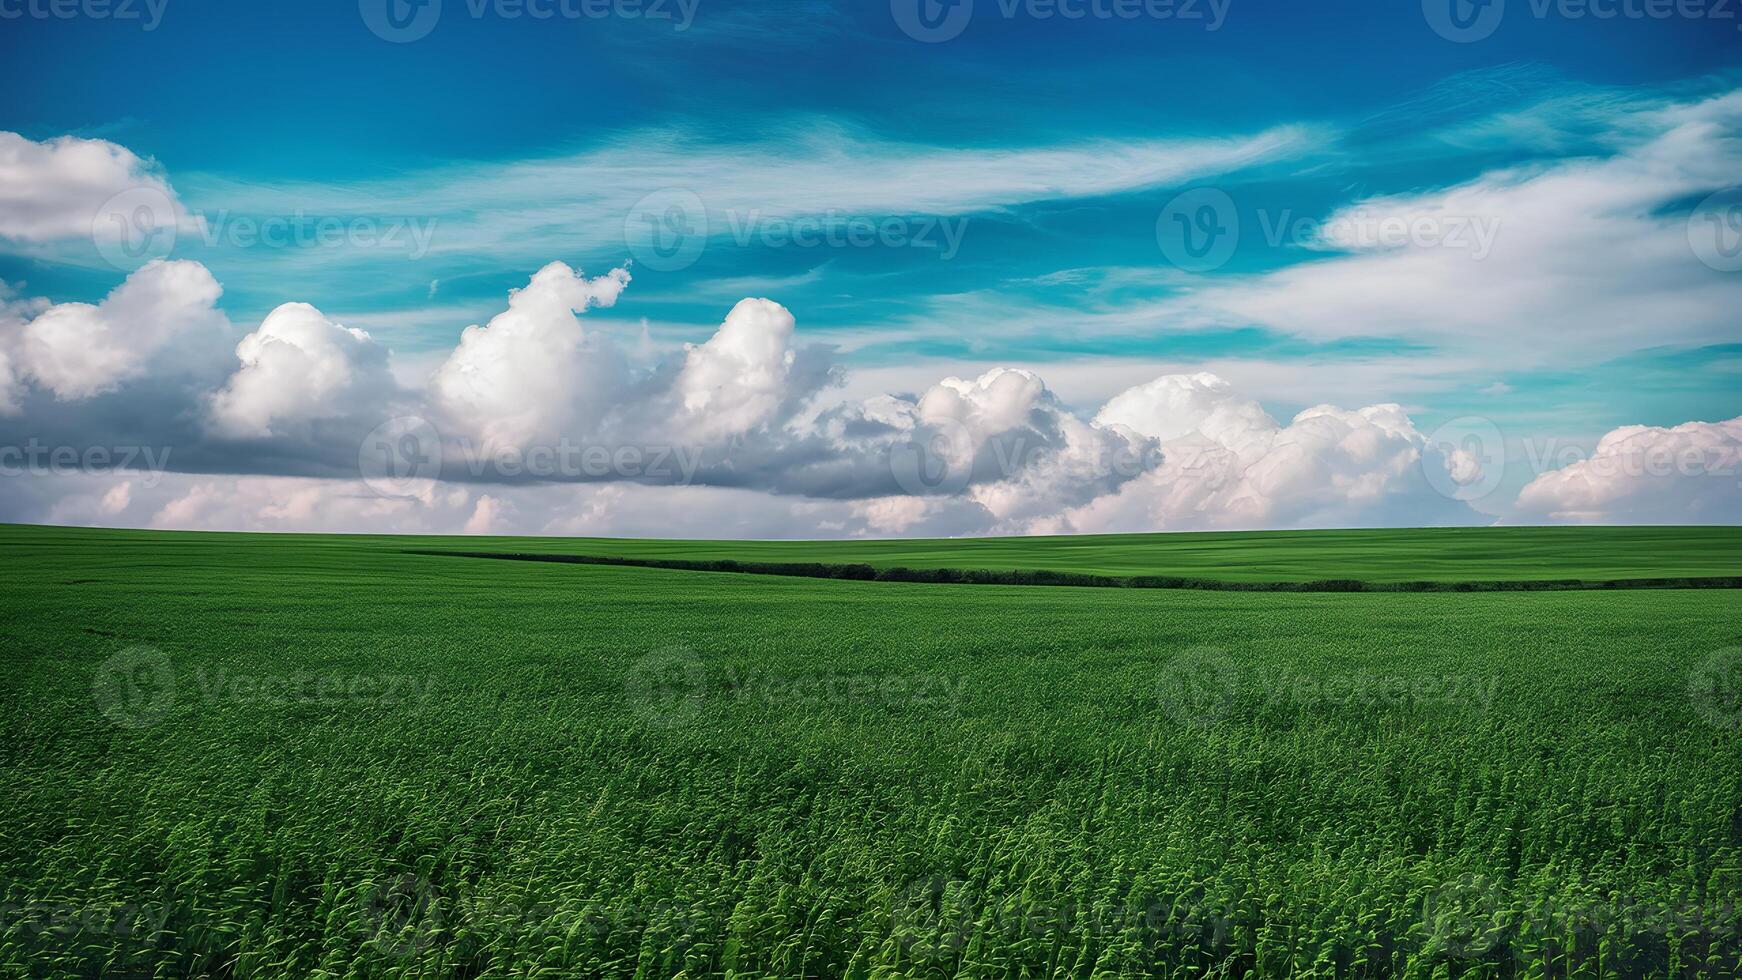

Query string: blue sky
0 0 1738 535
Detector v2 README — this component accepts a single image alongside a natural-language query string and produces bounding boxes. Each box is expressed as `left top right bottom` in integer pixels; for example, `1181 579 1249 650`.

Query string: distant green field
8 522 1741 583
2 524 1739 978
469 524 1742 582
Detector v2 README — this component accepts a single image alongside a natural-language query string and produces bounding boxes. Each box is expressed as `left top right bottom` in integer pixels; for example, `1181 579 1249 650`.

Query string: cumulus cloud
1038 373 1476 533
208 302 393 438
0 283 45 413
853 495 933 534
0 255 1489 536
423 269 842 498
1514 416 1742 524
1095 371 1280 459
0 344 19 415
462 494 512 534
99 480 132 515
10 246 1731 538
0 131 195 245
907 368 1156 527
0 259 225 405
6 83 1738 539
0 468 933 539
428 262 631 449
143 474 473 534
667 298 811 441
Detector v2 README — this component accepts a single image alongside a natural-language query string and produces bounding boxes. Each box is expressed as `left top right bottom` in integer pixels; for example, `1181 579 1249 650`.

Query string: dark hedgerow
412 550 1742 593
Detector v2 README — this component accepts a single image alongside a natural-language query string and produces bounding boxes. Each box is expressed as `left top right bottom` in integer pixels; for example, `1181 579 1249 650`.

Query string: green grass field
461 524 1742 583
2 523 1740 978
11 523 1742 583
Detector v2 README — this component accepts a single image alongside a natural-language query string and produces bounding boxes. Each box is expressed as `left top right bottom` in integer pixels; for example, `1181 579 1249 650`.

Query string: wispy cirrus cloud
157 121 1318 281
1164 89 1742 362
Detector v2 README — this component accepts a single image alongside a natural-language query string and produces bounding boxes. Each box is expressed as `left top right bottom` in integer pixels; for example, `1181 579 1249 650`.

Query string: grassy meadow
1 523 1739 978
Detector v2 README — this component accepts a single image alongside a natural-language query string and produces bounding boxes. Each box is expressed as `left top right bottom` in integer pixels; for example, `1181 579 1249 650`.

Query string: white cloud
0 280 41 413
99 480 132 515
7 469 871 539
428 262 631 449
8 89 1741 538
534 483 995 539
1044 374 1476 533
668 297 804 441
1094 371 1280 459
0 132 194 245
1171 90 1742 362
425 269 838 481
463 493 511 534
1514 416 1742 524
1 259 225 403
904 368 1155 527
146 475 470 534
208 302 393 437
1 238 1727 536
185 123 1313 277
0 343 19 415
0 257 1490 537
853 495 934 534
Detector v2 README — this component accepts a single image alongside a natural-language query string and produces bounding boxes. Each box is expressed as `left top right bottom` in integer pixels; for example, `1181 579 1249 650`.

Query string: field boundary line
405 551 1742 592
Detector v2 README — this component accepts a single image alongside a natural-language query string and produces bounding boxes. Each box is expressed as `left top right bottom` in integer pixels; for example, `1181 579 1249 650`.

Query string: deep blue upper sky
5 0 1735 174
2 0 1739 448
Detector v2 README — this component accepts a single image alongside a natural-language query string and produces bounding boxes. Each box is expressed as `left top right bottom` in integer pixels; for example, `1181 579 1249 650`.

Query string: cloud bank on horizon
0 68 1738 536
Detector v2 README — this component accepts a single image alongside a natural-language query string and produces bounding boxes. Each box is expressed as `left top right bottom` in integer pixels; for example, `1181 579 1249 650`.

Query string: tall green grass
1 525 1738 977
